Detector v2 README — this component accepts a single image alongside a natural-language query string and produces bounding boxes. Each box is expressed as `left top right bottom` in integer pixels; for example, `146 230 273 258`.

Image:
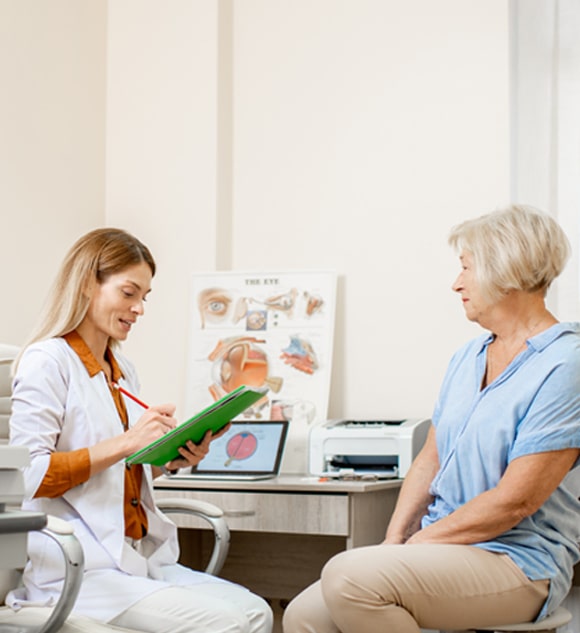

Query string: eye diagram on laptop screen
225 432 258 466
194 422 288 474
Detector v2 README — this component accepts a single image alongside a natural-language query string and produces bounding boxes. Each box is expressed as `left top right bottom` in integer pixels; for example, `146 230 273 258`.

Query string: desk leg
349 487 400 548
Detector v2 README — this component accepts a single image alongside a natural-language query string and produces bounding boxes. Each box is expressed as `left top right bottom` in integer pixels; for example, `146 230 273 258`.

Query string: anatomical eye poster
185 271 336 439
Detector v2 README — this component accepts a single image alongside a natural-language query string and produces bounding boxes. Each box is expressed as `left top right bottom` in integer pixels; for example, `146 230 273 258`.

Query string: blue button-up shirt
422 322 580 619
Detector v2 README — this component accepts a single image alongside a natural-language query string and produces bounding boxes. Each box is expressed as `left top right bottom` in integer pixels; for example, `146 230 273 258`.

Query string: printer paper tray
326 455 399 479
322 467 399 480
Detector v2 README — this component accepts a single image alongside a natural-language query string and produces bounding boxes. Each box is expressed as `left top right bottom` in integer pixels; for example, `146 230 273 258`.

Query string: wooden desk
154 475 402 601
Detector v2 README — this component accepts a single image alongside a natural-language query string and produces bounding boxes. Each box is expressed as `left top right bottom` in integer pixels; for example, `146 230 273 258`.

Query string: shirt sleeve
9 344 86 499
35 448 91 498
510 352 580 461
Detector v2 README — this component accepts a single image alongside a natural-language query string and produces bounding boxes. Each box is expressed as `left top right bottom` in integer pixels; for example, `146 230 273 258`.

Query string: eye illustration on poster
186 271 336 471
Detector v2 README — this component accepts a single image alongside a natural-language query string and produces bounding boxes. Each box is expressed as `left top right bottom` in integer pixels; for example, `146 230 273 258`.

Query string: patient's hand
383 534 406 545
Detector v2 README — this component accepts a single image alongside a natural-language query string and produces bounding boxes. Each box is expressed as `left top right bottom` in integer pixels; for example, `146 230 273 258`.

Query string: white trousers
110 582 273 633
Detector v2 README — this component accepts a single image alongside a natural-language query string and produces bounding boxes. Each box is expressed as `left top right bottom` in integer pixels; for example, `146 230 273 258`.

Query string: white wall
106 0 511 428
0 0 107 343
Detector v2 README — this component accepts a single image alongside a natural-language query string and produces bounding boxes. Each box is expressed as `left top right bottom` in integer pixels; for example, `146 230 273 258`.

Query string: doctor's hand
164 423 232 471
89 404 177 477
124 404 177 455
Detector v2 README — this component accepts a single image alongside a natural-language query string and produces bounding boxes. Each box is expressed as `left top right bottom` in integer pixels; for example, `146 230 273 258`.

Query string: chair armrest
156 497 230 576
34 515 84 633
0 510 47 534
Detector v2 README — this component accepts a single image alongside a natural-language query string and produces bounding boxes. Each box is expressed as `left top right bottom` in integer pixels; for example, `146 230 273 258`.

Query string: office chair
443 602 572 633
0 445 87 633
0 344 19 446
155 496 230 576
0 343 231 632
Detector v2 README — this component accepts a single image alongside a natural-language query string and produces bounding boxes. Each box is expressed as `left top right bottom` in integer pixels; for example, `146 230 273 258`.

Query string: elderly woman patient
283 204 580 633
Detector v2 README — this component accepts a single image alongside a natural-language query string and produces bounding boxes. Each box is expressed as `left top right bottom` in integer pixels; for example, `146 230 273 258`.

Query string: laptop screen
186 421 289 477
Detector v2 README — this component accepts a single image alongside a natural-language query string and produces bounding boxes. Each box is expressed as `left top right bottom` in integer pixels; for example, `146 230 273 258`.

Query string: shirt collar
63 330 124 382
528 321 580 352
478 321 580 355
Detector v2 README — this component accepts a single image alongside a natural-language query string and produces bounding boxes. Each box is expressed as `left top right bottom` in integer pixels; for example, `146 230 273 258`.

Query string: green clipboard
125 385 269 467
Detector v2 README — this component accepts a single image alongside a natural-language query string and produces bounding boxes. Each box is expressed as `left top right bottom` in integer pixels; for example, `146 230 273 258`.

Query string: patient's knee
320 550 376 608
320 546 403 611
320 553 352 595
283 581 337 633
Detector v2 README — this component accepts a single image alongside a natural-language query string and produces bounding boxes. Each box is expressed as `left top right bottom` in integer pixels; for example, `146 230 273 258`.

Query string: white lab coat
7 338 221 622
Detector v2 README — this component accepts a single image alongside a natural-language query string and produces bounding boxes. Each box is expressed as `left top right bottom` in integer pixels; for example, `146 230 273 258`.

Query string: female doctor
7 228 273 633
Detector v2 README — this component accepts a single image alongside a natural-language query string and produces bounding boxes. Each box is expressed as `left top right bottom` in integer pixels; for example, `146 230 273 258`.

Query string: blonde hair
15 228 155 369
448 204 570 302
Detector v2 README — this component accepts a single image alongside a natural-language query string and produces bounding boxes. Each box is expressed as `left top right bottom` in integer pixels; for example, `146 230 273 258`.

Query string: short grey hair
448 204 570 302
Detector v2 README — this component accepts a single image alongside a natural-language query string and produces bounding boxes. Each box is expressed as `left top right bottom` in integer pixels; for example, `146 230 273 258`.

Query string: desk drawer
154 489 349 536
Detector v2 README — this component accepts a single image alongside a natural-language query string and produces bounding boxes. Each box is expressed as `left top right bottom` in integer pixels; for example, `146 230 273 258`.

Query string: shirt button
131 498 139 507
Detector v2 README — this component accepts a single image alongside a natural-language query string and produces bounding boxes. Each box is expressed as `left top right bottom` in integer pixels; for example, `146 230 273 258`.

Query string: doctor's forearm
88 433 137 476
34 434 143 496
34 448 91 498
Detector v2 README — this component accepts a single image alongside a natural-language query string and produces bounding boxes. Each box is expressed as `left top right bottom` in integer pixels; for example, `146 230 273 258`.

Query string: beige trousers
282 544 549 633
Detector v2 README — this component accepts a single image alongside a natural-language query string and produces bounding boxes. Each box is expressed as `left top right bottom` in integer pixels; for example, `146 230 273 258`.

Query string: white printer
309 418 430 478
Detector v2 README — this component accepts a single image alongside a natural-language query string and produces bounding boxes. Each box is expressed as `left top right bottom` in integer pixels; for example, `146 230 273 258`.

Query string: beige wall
107 0 511 425
2 0 511 430
105 0 220 411
231 0 510 420
0 0 107 343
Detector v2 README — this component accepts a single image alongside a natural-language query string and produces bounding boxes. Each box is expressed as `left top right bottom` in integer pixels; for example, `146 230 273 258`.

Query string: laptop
168 420 289 481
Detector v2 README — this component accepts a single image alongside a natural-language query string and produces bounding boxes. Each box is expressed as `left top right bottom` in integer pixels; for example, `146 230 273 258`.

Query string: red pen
112 382 149 410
